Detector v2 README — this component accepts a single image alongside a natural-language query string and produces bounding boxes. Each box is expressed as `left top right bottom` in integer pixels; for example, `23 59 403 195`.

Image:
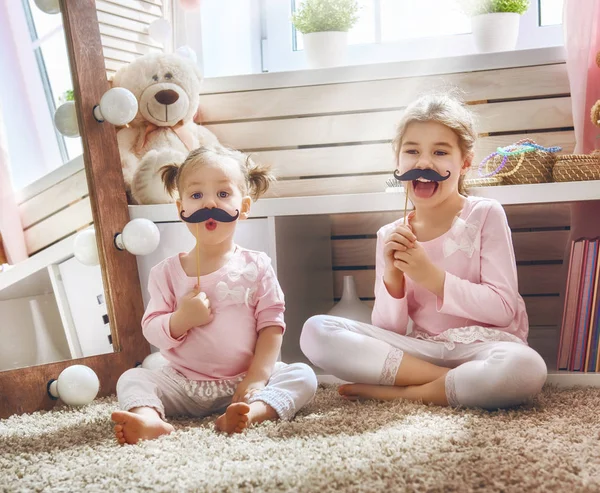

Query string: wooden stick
403 184 409 224
196 223 201 288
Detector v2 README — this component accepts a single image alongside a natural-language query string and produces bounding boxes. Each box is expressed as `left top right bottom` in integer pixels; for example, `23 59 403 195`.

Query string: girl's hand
382 224 416 297
232 377 267 403
393 243 445 297
383 224 416 272
169 287 213 338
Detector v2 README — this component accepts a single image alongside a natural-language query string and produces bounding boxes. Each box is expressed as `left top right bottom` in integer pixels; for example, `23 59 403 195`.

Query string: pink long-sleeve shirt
142 246 285 381
372 196 529 346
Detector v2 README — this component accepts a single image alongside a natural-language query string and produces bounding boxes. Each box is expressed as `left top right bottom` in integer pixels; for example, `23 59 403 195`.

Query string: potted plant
457 0 530 53
291 0 360 69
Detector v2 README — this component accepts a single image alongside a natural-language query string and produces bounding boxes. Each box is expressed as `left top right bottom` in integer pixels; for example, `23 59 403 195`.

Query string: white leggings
116 361 318 421
300 315 547 410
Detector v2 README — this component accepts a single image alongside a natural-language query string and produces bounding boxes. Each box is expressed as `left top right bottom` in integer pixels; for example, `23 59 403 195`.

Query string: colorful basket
477 139 561 185
553 152 600 182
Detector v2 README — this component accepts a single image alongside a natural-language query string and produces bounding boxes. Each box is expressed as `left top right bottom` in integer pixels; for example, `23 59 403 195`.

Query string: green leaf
454 0 530 16
291 0 361 34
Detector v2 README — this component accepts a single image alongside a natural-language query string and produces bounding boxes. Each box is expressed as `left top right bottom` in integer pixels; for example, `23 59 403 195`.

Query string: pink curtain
564 0 600 153
0 107 28 264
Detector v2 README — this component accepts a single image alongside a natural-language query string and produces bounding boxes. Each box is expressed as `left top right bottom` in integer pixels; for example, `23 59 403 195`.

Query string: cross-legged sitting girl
112 146 318 444
301 94 547 410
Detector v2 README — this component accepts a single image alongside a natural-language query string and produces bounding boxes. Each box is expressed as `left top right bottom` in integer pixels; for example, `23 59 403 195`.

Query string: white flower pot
327 275 373 324
303 31 348 69
471 12 520 53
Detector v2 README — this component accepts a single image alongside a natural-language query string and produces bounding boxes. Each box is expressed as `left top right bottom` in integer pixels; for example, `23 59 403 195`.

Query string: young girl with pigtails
112 145 317 444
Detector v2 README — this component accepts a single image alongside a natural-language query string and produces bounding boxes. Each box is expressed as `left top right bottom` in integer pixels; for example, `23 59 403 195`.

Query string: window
265 0 564 73
293 0 471 50
25 0 82 165
539 0 564 26
178 0 565 78
0 0 81 191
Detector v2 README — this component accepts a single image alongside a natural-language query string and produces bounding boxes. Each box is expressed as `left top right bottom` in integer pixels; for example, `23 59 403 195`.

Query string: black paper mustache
180 207 240 223
393 168 452 182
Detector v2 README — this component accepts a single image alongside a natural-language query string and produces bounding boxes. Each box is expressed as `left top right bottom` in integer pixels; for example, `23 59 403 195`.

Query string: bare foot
215 402 251 434
111 410 174 445
339 375 449 406
338 383 405 401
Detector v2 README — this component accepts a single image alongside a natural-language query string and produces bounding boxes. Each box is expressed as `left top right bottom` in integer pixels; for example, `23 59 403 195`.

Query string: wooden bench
196 58 576 369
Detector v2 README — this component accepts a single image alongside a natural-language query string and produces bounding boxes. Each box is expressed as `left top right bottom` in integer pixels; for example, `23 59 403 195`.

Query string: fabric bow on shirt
228 262 259 283
215 281 255 308
443 218 480 258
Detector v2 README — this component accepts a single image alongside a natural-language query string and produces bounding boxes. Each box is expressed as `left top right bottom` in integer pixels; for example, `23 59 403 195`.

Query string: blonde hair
160 145 274 201
392 93 477 195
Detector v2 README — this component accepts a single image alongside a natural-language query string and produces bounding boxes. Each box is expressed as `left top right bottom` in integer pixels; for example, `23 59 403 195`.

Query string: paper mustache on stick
393 168 452 182
179 207 240 289
180 208 240 223
393 168 452 225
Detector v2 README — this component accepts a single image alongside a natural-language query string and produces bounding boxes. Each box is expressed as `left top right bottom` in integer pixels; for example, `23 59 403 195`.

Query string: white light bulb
48 365 100 406
54 101 79 137
73 228 100 266
115 218 160 256
33 0 60 14
148 18 172 46
93 88 138 126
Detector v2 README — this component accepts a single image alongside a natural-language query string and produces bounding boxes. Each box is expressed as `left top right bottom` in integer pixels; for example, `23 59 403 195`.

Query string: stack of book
558 238 600 371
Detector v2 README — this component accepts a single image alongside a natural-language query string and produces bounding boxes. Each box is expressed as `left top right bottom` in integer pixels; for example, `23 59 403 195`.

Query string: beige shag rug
1 385 600 493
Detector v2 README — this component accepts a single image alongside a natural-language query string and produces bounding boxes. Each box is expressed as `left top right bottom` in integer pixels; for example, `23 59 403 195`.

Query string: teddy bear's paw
131 151 186 205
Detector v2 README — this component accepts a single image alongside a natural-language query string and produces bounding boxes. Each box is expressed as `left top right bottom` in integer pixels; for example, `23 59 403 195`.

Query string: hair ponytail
245 155 274 200
160 163 180 198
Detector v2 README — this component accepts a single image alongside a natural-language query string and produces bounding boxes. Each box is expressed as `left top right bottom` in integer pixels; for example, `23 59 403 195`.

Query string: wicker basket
553 152 600 182
477 139 557 185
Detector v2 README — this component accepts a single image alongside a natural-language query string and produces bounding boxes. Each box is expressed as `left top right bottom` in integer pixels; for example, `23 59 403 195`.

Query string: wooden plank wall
200 63 575 198
18 162 92 255
198 62 574 369
95 0 166 78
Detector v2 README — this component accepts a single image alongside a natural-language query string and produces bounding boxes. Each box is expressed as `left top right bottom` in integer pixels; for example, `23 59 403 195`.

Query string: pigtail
160 164 180 199
245 155 274 200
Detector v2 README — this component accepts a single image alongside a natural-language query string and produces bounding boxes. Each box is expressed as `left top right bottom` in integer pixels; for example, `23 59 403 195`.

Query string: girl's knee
300 315 332 365
493 345 547 405
284 362 318 395
116 367 149 394
298 363 319 395
512 346 547 395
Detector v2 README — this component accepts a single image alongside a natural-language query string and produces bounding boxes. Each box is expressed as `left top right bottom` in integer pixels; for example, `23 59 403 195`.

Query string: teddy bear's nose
154 89 179 106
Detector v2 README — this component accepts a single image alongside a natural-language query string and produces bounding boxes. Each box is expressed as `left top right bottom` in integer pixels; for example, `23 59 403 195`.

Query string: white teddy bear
111 52 219 204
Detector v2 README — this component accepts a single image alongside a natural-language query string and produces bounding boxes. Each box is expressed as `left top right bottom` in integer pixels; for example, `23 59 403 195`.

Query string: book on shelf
584 246 600 371
558 238 600 371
